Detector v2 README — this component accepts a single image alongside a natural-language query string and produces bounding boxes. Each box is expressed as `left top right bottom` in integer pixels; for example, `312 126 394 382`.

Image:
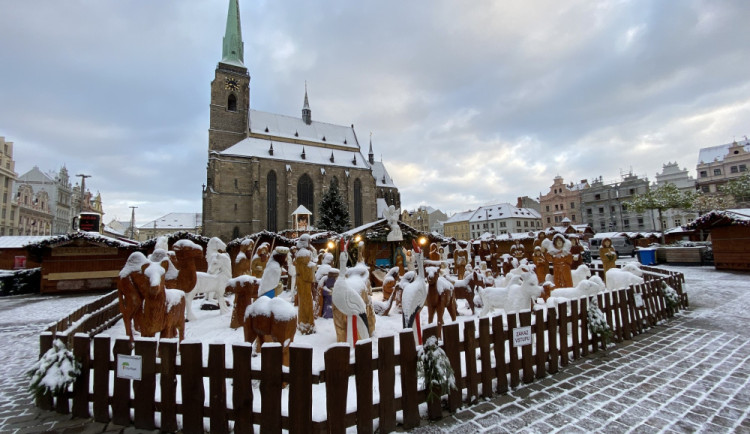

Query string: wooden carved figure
295 235 316 334
569 235 585 269
228 276 260 329
425 266 457 337
117 252 150 343
511 239 526 262
533 232 547 253
600 237 618 276
489 241 500 277
429 243 440 262
453 244 469 279
531 246 549 288
243 297 297 366
546 234 573 290
251 243 270 278
380 267 402 316
233 239 254 277
166 239 203 293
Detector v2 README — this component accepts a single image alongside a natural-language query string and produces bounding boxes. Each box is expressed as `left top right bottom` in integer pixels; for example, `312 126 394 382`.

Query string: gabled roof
372 161 396 187
698 139 750 164
249 109 360 151
469 203 541 222
687 208 750 229
444 210 476 224
139 213 202 230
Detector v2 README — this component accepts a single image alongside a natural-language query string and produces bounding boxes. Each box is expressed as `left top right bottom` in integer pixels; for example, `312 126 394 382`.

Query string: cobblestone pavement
1 265 749 433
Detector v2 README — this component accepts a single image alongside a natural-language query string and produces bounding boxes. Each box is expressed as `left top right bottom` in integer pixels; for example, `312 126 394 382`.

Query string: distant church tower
208 0 250 153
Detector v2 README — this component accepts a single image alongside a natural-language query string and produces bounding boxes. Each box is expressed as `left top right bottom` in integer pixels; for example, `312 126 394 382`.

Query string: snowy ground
1 260 749 433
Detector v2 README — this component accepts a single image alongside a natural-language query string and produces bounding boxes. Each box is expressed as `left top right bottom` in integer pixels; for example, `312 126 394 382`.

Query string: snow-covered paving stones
1 263 749 433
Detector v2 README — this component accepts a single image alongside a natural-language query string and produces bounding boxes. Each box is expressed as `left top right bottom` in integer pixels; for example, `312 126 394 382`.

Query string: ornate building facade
696 138 750 194
15 166 73 235
539 176 589 227
581 173 656 233
202 0 399 240
0 137 18 236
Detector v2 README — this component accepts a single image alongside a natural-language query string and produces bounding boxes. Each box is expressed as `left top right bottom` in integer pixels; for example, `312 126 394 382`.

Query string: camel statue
243 296 297 366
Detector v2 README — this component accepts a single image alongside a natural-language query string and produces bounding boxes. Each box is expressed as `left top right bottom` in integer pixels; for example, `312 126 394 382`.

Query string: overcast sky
2 0 749 226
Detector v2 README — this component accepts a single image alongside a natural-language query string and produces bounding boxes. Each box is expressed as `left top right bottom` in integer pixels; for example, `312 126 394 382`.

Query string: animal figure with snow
243 296 297 367
164 239 203 293
425 265 457 336
399 239 428 345
227 275 260 329
478 268 543 317
605 263 644 290
572 264 592 287
450 264 484 314
378 266 402 316
331 239 370 346
185 251 232 321
117 251 186 344
547 275 605 302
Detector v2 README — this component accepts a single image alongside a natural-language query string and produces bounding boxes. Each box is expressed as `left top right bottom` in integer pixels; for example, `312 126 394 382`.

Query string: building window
595 194 601 200
638 218 644 227
731 166 739 174
623 219 630 227
629 188 635 195
297 174 314 224
587 208 592 215
674 218 682 226
524 221 528 227
622 204 628 212
227 94 237 111
267 171 277 232
516 221 521 227
600 222 606 230
700 170 707 178
714 168 722 176
741 165 748 172
571 214 576 222
555 204 559 211
598 207 604 214
545 205 550 212
701 185 710 193
354 178 363 227
570 202 575 209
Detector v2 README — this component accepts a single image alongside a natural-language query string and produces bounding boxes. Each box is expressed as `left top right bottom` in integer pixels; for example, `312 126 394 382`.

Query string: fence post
209 343 228 434
36 332 54 411
422 326 442 420
619 289 631 341
260 343 283 434
559 302 569 367
324 344 351 434
112 338 132 426
442 323 463 411
399 329 420 429
133 339 157 430
288 344 312 434
570 301 581 359
181 341 205 434
491 314 508 394
159 339 178 433
580 299 590 356
534 309 546 379
611 291 623 342
355 339 374 431
377 335 397 433
547 307 559 374
463 319 478 401
478 317 493 399
93 335 111 423
519 311 534 384
72 334 90 419
507 314 520 388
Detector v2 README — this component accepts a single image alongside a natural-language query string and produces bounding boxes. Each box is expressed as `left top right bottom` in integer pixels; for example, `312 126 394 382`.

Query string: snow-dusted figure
206 237 227 266
605 264 644 290
453 243 469 279
531 246 549 287
548 275 605 301
400 241 427 345
251 242 270 279
185 251 232 321
243 296 297 366
258 247 288 298
332 239 370 346
228 275 260 329
295 234 316 334
533 232 548 253
510 239 526 261
232 238 254 277
546 234 573 290
383 204 403 242
166 239 203 293
287 246 296 293
571 264 592 287
425 265 456 336
600 237 618 277
477 269 542 316
569 235 585 270
320 268 338 319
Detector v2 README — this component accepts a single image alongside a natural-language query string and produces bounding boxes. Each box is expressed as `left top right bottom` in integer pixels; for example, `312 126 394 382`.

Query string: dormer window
227 94 237 111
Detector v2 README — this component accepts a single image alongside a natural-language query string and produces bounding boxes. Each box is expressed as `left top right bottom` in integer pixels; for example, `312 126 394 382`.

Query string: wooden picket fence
44 290 121 348
36 267 687 433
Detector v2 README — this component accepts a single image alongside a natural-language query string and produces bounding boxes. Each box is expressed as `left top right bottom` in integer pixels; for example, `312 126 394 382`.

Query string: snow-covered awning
687 208 750 229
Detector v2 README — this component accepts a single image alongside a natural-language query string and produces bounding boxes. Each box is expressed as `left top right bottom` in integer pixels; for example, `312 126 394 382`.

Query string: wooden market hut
342 218 434 274
687 209 750 271
25 232 138 294
0 236 47 270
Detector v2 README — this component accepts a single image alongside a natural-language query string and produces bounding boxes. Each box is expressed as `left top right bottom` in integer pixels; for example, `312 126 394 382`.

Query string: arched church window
354 178 363 227
297 174 314 225
228 94 237 112
267 171 278 232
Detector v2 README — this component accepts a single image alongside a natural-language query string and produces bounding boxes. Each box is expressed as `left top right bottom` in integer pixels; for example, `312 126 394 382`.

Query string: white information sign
513 326 532 347
116 354 142 381
634 293 644 308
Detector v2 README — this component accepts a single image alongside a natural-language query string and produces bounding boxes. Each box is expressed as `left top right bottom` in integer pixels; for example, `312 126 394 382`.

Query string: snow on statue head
297 233 311 249
383 205 403 241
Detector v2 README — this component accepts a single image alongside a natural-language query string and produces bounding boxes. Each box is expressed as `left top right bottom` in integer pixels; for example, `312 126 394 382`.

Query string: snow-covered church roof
249 109 359 150
371 161 396 187
139 213 202 230
222 137 371 171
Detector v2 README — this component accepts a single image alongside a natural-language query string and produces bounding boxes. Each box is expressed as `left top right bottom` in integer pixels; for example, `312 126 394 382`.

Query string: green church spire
221 0 244 67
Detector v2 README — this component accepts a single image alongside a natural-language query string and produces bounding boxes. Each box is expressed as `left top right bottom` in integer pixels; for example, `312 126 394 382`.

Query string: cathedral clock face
225 77 239 91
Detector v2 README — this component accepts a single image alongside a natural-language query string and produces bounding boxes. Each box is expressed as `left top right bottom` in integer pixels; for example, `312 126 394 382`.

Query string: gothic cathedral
202 0 400 240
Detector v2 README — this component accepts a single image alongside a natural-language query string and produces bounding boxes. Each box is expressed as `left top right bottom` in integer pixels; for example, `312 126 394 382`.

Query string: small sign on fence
634 293 644 308
513 326 532 346
117 354 142 381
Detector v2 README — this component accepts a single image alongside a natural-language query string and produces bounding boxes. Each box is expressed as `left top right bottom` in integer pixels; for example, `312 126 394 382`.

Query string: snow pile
27 339 81 397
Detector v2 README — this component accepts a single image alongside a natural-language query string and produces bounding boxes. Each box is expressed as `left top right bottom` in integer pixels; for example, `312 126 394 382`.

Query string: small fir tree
317 180 350 233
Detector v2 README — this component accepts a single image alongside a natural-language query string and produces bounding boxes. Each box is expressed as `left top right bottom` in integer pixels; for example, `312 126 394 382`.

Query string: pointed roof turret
368 132 375 164
302 81 312 125
221 0 245 67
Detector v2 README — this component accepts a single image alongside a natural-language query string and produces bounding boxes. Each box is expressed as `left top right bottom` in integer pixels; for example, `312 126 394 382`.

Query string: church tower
208 0 250 153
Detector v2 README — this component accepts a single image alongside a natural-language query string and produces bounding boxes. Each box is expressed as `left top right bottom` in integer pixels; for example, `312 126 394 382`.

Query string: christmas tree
317 180 350 232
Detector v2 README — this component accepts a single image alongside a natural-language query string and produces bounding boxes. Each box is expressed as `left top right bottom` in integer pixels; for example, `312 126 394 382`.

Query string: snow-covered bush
587 298 613 345
661 282 680 309
27 339 81 398
417 336 455 401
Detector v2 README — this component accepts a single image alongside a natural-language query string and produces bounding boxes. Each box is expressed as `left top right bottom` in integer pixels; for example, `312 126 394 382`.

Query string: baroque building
654 162 698 229
401 206 448 234
539 176 589 227
0 137 18 236
202 0 399 240
696 138 750 194
581 173 656 233
15 166 73 235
